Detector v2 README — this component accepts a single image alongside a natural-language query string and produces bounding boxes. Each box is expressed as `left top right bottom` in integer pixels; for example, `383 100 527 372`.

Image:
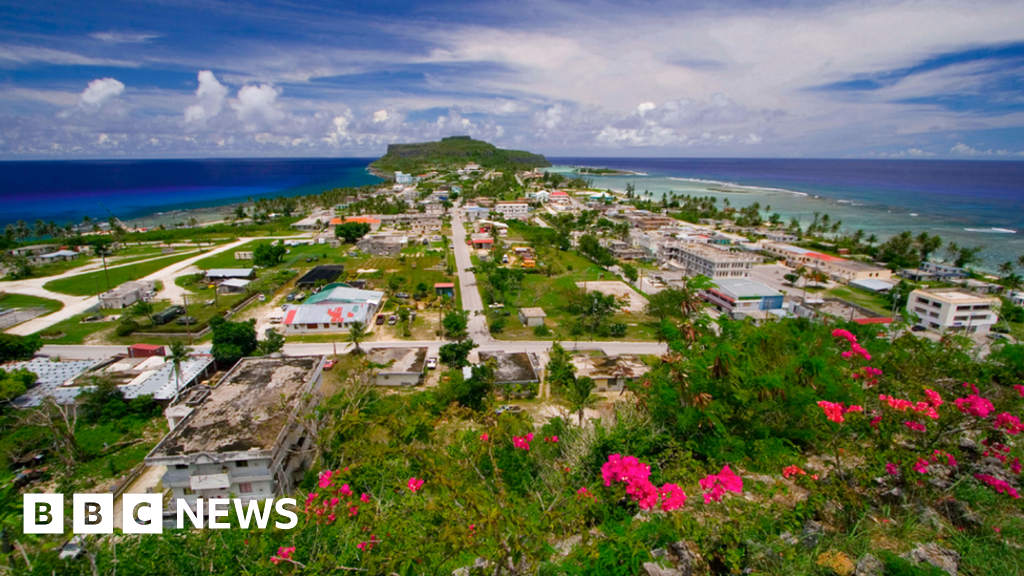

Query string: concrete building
8 244 60 263
376 214 442 233
356 234 408 256
234 251 254 261
763 243 892 283
701 279 784 318
395 172 413 185
281 285 383 334
570 354 650 392
464 206 491 222
660 244 758 279
290 211 333 231
478 352 539 397
517 307 547 327
548 191 570 204
38 249 81 263
907 288 1000 335
902 261 967 282
495 201 530 220
99 280 155 309
205 269 256 282
217 278 251 294
626 213 677 230
367 347 427 386
145 356 325 512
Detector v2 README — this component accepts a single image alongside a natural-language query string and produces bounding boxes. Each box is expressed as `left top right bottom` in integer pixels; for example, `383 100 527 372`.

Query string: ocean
0 157 381 228
549 158 1024 272
0 156 1020 270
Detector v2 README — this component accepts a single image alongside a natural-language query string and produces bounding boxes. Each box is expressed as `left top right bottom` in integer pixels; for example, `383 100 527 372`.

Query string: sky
1 0 1024 160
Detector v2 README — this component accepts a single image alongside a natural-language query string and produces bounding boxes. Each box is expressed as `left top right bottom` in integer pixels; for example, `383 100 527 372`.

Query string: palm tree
132 300 155 325
92 241 114 291
999 261 1015 277
166 340 192 402
565 376 598 426
348 321 367 354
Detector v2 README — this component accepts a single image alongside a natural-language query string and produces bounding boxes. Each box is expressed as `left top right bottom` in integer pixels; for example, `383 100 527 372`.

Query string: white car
426 357 437 370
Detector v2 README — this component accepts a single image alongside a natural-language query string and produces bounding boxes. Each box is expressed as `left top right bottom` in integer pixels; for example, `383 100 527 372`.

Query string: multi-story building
763 243 891 283
701 279 784 318
146 356 325 511
659 243 759 279
906 288 1000 334
495 201 530 220
395 172 413 185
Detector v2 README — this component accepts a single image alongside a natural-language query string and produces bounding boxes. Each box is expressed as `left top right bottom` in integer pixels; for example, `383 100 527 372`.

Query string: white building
99 280 155 309
495 201 530 220
907 288 1000 335
145 356 325 512
702 279 784 317
660 244 759 279
395 172 413 185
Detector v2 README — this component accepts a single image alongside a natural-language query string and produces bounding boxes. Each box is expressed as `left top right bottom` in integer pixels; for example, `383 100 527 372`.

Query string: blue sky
1 0 1024 159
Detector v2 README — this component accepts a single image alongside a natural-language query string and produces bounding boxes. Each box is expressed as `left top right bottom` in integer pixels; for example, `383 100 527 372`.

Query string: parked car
175 316 198 325
387 315 397 325
426 357 437 370
258 294 266 302
376 314 386 325
395 292 410 299
989 333 1008 340
286 293 296 302
295 292 306 300
910 325 926 332
13 467 48 489
269 316 283 324
993 325 1010 334
323 360 337 371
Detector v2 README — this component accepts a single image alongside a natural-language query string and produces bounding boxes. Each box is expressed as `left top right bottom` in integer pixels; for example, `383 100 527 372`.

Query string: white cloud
0 44 137 67
230 84 285 130
951 143 990 156
636 102 657 117
184 70 229 124
372 109 389 123
90 31 161 44
79 78 125 107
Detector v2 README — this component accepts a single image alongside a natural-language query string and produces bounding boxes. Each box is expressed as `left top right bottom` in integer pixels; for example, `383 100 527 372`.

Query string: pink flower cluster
817 401 863 424
904 421 927 432
601 454 688 511
913 459 930 474
832 328 871 361
930 450 957 468
878 394 940 419
304 468 370 524
852 366 884 386
480 433 489 442
407 477 424 493
994 412 1024 435
886 462 899 476
270 546 296 565
955 395 994 418
512 433 535 451
356 535 379 552
1015 385 1024 397
576 487 596 500
699 465 744 504
975 474 1020 499
782 465 807 478
544 436 559 443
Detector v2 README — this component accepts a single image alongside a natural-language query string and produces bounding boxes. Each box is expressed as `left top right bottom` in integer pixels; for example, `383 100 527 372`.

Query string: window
235 460 248 468
238 483 253 493
175 464 189 470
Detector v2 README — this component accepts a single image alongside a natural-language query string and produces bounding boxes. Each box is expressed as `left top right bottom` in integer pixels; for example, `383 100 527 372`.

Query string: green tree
0 368 36 401
442 310 469 341
131 299 155 325
89 237 115 291
564 375 597 425
621 263 639 284
253 242 287 267
335 222 371 243
563 287 619 340
0 334 42 363
209 317 258 366
259 327 285 355
544 342 576 389
438 339 478 369
348 321 367 354
783 272 800 286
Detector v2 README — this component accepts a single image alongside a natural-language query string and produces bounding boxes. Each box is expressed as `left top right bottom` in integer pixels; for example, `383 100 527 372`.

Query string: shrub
115 321 138 337
609 323 628 337
533 323 551 336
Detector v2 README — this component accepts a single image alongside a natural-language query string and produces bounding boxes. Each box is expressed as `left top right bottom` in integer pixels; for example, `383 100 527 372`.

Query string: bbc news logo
24 494 299 534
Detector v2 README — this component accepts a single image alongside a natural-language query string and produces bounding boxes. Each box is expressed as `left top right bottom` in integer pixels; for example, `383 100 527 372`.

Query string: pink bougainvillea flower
576 487 596 500
360 493 371 503
955 395 994 418
782 465 807 478
271 546 296 565
994 526 1001 533
1014 384 1024 397
923 389 943 408
994 413 1024 435
305 493 317 504
329 497 339 507
339 484 352 497
407 477 424 493
913 459 930 474
870 415 883 429
348 505 358 518
976 474 1021 499
1011 458 1022 475
659 483 687 511
886 462 899 476
811 474 819 480
818 401 847 423
904 420 927 432
962 382 980 394
512 433 534 451
318 470 334 489
480 433 489 441
699 465 743 504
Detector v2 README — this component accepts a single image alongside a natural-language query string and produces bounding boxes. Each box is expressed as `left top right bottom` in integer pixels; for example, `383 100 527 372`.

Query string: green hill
370 136 551 175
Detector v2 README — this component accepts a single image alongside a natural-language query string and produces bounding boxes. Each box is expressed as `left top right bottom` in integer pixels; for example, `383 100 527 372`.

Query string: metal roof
712 279 781 299
304 285 383 306
283 302 374 325
850 278 895 292
206 268 254 278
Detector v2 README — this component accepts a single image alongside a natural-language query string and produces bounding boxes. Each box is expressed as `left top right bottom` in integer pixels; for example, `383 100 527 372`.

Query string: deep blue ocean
0 156 1021 268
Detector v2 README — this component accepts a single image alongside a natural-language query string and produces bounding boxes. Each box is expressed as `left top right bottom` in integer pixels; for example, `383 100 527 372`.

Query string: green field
42 251 197 296
194 240 353 270
0 292 64 315
37 313 118 344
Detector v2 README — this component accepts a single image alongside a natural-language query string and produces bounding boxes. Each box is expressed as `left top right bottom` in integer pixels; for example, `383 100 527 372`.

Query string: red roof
474 238 494 244
129 344 163 351
807 251 844 262
435 282 455 288
284 309 297 325
551 191 568 196
852 317 893 325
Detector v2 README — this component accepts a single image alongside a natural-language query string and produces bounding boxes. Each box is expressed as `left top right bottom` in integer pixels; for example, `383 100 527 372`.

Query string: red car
323 360 337 371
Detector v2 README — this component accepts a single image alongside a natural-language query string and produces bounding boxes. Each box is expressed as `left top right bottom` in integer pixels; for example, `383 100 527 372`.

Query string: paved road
449 207 490 341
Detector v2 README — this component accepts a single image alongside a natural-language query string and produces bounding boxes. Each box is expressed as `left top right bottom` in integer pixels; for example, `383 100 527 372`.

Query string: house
145 356 325 513
470 234 494 250
901 261 966 282
342 216 382 231
907 288 1000 335
434 282 455 297
1010 292 1024 307
660 244 759 279
376 214 442 233
9 244 61 264
128 344 165 358
37 249 81 263
626 213 676 230
527 190 550 203
290 211 333 231
608 240 648 261
217 278 251 294
464 206 491 222
549 191 570 204
495 201 530 220
99 280 155 309
204 269 256 282
517 307 546 327
701 279 784 318
763 243 891 283
234 251 254 261
367 347 427 386
356 234 408 256
478 352 539 397
281 285 384 334
295 265 345 288
570 354 649 392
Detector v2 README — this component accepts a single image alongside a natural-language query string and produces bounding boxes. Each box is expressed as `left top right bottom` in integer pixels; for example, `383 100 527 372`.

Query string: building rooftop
368 347 427 374
915 288 997 303
296 265 345 286
206 268 254 278
283 302 374 325
519 307 546 318
571 354 650 382
8 358 96 407
711 279 780 299
304 284 384 306
478 352 538 384
100 280 153 298
219 278 251 289
148 356 323 457
672 244 758 263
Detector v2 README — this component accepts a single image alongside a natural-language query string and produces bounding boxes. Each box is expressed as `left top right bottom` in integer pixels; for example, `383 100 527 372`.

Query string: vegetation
0 333 42 363
335 221 371 243
253 241 287 267
42 251 195 296
209 316 258 365
370 136 551 175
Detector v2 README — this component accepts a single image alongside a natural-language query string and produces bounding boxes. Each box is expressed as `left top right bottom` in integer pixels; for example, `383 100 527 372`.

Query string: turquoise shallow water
549 158 1024 272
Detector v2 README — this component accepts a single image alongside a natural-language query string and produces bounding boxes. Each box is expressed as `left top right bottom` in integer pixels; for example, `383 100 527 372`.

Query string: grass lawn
72 416 167 491
37 313 119 344
1 256 97 280
43 251 198 296
828 285 893 316
0 292 64 314
194 240 355 270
